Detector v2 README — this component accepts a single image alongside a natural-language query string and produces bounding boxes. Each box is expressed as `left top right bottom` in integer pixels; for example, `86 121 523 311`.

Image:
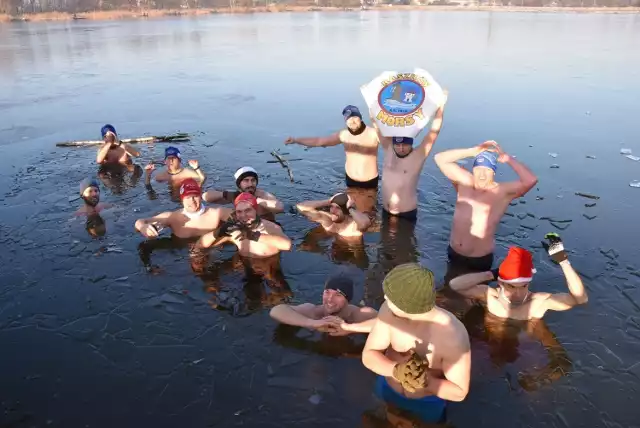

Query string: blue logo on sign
378 79 425 117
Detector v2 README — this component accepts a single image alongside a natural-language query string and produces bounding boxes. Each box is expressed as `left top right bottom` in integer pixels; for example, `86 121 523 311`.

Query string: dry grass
1 5 638 23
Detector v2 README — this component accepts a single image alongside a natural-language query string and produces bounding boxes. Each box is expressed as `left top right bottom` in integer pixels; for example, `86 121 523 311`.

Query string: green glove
543 232 568 263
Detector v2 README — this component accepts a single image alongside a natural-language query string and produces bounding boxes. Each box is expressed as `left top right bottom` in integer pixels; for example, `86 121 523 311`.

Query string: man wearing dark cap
296 192 371 238
75 178 112 216
144 146 205 186
96 124 140 166
203 166 284 221
378 95 447 221
284 105 381 189
134 178 231 239
362 263 471 424
270 275 378 336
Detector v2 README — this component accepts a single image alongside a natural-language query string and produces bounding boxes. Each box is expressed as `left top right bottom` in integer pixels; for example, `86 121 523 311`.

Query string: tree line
2 0 638 17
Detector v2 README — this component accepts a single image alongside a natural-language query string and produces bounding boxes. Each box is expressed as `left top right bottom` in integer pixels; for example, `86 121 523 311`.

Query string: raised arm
96 142 111 164
417 93 447 158
362 304 396 377
433 147 477 186
424 328 471 401
202 189 233 204
296 199 334 229
448 270 495 301
285 132 342 148
540 234 588 314
497 150 538 199
188 160 206 185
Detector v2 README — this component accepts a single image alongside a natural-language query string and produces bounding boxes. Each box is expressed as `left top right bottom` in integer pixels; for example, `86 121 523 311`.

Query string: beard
82 196 100 207
393 147 412 159
347 122 367 136
242 186 257 195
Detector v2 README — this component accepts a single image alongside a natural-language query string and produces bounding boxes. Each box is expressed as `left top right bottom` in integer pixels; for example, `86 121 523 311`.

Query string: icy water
1 10 640 428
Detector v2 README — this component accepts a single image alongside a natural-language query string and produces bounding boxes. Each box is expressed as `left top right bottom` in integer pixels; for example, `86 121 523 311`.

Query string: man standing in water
434 140 538 277
284 105 380 189
197 192 292 258
203 166 284 220
296 192 371 238
449 235 588 320
134 178 230 239
270 275 378 336
145 146 205 186
362 263 471 423
379 96 447 221
96 124 140 165
75 178 111 216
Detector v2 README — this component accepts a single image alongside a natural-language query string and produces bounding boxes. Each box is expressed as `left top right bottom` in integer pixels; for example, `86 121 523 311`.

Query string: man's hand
475 140 499 155
392 352 429 393
188 159 199 170
346 194 356 211
284 137 295 145
140 224 159 239
144 163 155 173
312 316 344 332
229 229 245 242
329 321 353 336
543 232 568 264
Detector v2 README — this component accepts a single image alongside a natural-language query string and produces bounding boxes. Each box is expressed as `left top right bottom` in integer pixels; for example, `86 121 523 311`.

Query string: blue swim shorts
374 376 447 424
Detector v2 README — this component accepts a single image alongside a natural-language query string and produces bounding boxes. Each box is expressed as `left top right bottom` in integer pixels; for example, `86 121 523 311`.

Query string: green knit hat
383 263 436 314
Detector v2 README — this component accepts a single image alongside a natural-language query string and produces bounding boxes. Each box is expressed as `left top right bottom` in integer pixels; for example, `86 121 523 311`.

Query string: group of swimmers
75 97 588 424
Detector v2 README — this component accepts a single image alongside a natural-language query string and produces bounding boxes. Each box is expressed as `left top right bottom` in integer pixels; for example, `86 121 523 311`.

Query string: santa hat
234 192 258 209
498 247 536 284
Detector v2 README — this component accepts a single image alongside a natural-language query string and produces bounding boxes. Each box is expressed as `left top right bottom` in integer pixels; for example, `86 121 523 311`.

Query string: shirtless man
144 146 205 186
203 166 284 221
270 275 378 336
134 178 230 239
285 105 380 189
197 192 292 258
434 140 538 279
96 124 140 166
362 263 471 424
296 192 371 238
449 235 588 320
75 178 112 216
379 97 446 221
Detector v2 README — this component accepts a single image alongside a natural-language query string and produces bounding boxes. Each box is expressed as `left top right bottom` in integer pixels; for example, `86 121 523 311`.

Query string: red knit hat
234 192 258 209
179 178 201 200
498 247 536 284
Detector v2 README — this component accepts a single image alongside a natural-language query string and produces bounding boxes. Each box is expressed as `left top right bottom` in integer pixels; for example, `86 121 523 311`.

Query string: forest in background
2 0 639 18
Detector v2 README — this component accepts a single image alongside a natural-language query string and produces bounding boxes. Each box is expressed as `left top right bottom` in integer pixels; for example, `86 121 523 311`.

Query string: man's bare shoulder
435 307 470 348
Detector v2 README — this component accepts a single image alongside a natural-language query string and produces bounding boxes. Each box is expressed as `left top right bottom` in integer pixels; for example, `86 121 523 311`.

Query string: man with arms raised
96 124 140 166
197 192 291 258
449 234 588 320
270 275 378 336
203 166 284 220
362 263 471 424
285 105 380 189
134 178 230 239
379 96 447 221
145 146 205 186
435 140 538 277
296 192 371 238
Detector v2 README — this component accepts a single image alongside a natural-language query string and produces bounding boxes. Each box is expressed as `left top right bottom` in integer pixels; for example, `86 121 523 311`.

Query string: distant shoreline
2 5 639 23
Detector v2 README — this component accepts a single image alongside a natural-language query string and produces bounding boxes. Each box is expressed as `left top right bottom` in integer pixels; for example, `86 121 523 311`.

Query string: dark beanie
383 264 436 314
324 276 354 302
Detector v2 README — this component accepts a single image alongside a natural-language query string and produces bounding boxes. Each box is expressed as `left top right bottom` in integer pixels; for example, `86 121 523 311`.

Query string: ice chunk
625 155 640 161
620 148 632 155
630 181 640 188
548 152 558 158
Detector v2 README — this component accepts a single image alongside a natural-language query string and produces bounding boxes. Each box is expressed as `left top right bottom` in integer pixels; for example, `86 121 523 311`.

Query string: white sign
360 68 445 138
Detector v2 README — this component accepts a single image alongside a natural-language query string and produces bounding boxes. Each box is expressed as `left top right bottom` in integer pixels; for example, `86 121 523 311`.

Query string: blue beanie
473 151 498 173
101 124 117 139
